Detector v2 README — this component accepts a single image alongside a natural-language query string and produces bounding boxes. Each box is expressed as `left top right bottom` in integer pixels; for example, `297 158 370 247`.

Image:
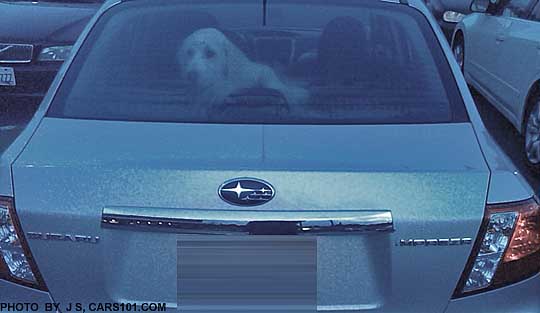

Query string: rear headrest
179 11 219 35
318 16 369 85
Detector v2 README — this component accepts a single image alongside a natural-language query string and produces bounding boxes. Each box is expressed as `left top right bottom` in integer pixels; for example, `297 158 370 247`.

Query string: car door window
501 0 533 18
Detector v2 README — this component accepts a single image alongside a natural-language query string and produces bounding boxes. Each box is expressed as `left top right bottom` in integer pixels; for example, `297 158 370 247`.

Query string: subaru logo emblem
218 178 275 206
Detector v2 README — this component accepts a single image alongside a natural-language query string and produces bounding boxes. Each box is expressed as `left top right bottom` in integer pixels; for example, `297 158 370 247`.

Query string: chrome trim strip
102 207 394 235
0 43 34 64
317 304 382 311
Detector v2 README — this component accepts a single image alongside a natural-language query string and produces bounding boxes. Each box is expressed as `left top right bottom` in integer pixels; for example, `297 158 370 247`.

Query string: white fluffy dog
178 28 308 106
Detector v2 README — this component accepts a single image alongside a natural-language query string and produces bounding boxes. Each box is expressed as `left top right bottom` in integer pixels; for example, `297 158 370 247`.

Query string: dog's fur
178 28 308 106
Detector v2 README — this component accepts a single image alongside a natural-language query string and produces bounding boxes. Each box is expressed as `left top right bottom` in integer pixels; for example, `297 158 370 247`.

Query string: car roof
100 0 425 10
96 0 433 27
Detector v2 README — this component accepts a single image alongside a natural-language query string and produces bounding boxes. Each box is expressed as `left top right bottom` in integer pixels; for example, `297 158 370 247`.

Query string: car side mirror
470 0 489 12
470 0 500 13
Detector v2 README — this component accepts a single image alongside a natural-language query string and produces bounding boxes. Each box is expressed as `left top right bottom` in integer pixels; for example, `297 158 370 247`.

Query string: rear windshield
47 0 468 124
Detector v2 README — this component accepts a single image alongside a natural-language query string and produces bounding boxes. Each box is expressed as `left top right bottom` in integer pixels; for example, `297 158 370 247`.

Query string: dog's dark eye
205 48 216 59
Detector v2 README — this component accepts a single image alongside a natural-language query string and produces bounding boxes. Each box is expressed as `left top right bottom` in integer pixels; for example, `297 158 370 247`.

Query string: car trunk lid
12 118 489 312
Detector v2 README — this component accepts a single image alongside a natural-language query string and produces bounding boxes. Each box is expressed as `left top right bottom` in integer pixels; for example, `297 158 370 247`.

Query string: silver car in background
1 0 539 312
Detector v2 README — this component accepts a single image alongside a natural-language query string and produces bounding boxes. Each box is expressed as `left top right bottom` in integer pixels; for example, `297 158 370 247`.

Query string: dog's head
178 28 230 91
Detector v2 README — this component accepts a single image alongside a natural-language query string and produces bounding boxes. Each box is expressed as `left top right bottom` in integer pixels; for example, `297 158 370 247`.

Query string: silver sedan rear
0 0 539 312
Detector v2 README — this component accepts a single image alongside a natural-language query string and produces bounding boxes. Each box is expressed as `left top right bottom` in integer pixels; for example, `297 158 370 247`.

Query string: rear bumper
1 274 539 312
445 273 540 313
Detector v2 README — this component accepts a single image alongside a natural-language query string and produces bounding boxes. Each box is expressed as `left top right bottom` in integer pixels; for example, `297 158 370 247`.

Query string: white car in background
452 0 540 170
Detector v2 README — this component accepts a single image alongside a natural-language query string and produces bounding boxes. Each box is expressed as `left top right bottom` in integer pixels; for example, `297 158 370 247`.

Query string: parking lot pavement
473 92 540 193
0 97 38 124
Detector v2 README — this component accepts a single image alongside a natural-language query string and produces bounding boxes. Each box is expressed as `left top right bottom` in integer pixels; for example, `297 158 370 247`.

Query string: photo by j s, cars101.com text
1 0 540 312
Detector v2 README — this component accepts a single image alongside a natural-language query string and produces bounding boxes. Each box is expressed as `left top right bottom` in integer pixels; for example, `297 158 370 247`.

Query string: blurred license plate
178 237 317 310
0 67 16 86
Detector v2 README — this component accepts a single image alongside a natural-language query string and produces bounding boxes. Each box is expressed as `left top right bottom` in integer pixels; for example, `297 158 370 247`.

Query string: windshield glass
47 0 468 124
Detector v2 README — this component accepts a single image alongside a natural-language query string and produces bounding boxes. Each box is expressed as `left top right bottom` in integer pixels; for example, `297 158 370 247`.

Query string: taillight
453 198 540 298
0 196 47 291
